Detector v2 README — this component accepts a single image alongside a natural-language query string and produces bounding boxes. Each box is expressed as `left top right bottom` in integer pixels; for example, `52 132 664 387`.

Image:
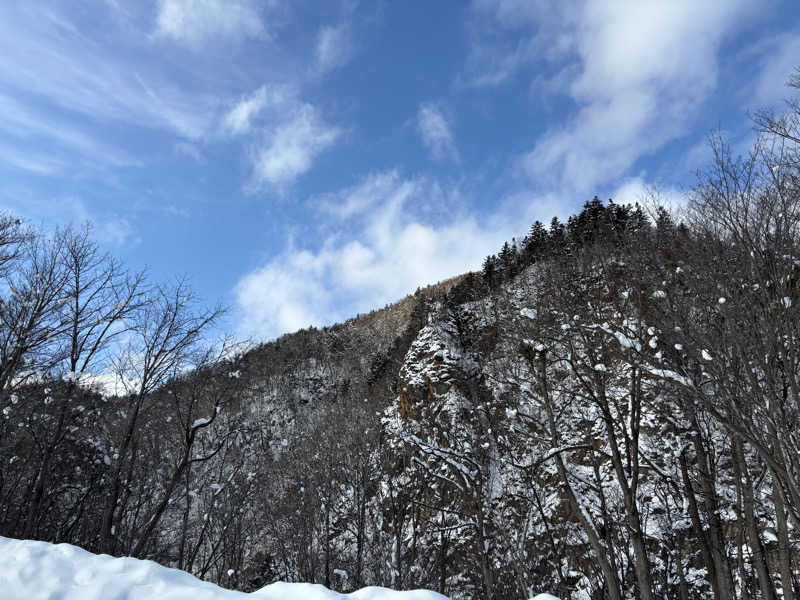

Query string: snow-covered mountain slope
0 536 448 600
4 195 798 599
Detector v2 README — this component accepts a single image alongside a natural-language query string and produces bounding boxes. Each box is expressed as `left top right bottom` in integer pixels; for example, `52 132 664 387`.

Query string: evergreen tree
481 255 498 287
630 203 649 233
525 221 548 260
498 242 515 278
549 216 565 251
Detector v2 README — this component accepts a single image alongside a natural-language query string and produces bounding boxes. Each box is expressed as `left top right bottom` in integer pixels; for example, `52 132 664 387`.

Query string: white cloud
234 171 560 340
95 216 138 247
470 0 754 194
750 33 800 109
318 170 410 219
58 198 139 247
155 0 264 46
314 23 355 74
536 1 753 193
463 1 574 87
460 39 536 88
223 84 294 135
0 146 66 176
220 84 343 189
417 103 459 162
612 176 688 216
174 141 204 162
250 104 341 187
236 250 333 336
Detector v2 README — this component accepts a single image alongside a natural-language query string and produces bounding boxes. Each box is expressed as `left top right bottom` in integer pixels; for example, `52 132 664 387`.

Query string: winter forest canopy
3 60 800 600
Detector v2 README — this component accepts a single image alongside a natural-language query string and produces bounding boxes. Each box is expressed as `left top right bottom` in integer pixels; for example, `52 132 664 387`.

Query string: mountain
2 125 800 600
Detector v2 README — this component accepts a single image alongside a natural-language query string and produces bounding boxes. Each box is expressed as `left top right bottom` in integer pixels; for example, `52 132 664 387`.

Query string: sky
1 0 799 343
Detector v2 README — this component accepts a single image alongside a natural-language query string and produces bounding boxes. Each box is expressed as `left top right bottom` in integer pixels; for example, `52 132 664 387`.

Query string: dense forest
2 77 800 600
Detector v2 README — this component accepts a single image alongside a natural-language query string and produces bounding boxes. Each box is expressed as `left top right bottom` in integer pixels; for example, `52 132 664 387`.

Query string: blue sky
1 0 799 342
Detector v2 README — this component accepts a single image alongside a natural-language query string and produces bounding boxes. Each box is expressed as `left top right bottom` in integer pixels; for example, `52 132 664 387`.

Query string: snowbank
0 536 448 600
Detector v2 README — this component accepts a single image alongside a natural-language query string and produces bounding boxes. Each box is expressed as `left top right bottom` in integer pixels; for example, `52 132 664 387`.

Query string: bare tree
130 340 246 557
101 280 224 554
0 228 69 394
21 225 146 537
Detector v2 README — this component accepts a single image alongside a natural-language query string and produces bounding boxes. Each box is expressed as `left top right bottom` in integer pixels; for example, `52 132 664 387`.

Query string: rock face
396 319 479 418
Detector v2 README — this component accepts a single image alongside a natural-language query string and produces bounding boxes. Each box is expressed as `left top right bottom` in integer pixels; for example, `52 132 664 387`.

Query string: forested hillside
2 77 800 600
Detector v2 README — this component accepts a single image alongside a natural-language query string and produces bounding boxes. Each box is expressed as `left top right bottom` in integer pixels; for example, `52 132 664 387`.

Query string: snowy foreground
0 536 561 600
0 536 448 600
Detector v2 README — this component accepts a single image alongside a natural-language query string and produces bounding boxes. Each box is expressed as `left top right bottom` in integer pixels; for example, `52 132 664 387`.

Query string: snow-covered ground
0 536 448 600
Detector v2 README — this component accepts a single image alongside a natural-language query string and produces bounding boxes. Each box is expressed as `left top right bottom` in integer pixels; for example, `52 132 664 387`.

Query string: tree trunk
675 546 690 600
536 353 623 600
771 470 796 600
693 430 735 600
476 510 495 600
589 367 652 600
23 383 76 538
733 439 776 600
101 393 145 554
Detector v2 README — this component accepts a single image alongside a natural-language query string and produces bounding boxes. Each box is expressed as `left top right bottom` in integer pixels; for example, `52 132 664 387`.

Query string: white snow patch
643 367 693 388
0 537 448 600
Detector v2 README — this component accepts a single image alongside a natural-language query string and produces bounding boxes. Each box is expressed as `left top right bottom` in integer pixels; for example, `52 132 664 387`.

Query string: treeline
446 194 680 310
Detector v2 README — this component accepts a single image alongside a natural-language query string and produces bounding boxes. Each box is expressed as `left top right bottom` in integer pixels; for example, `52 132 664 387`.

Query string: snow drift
0 536 448 600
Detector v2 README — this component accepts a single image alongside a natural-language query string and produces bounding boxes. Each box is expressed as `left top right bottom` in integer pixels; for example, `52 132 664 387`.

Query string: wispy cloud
219 81 344 190
417 103 459 163
0 4 221 142
222 84 295 135
174 141 205 162
249 104 341 188
0 92 139 173
154 0 265 47
319 170 411 219
314 23 355 74
461 1 573 88
0 146 66 176
0 193 138 247
749 32 800 109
